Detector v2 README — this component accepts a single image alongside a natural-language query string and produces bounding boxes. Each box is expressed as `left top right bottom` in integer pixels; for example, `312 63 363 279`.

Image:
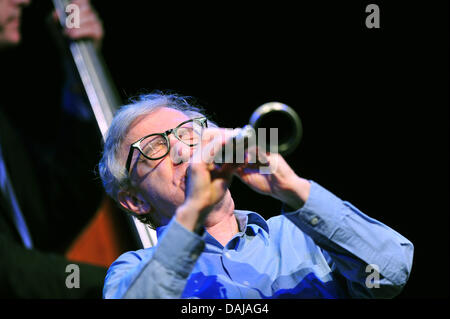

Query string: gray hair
98 92 215 205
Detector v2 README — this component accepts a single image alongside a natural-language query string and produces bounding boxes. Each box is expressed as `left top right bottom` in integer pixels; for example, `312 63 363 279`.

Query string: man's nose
168 136 193 165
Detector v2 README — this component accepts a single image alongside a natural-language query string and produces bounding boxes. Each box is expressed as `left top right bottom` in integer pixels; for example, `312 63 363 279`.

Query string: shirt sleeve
282 181 414 298
103 217 205 299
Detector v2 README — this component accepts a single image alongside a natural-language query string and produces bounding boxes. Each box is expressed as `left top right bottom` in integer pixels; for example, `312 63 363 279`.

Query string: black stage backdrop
1 1 447 299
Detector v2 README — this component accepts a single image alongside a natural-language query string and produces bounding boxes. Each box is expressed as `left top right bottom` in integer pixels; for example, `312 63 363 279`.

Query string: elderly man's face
119 107 194 226
0 0 30 49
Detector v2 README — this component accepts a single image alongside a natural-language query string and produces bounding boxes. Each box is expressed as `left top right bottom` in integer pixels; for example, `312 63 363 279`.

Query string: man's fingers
65 23 103 41
192 128 237 164
190 127 271 183
70 0 91 10
77 12 101 26
59 0 103 43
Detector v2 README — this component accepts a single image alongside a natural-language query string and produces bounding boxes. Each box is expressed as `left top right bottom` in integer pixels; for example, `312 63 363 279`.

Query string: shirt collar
156 223 168 238
234 209 270 236
155 209 270 240
202 210 270 250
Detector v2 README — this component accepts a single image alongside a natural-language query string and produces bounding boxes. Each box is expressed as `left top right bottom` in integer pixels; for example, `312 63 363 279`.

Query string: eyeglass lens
140 119 204 160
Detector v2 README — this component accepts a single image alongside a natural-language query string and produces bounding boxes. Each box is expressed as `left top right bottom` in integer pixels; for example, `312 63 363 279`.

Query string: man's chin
0 32 22 49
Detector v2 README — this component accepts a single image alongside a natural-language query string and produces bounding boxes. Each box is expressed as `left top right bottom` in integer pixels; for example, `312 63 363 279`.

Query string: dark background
1 1 447 298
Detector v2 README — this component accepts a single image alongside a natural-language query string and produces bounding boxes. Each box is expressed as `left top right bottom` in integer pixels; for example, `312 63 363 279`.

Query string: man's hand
236 148 311 210
175 128 243 232
175 128 311 232
57 0 104 49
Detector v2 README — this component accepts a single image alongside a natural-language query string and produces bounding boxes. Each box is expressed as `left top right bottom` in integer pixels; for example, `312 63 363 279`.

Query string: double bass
52 0 156 267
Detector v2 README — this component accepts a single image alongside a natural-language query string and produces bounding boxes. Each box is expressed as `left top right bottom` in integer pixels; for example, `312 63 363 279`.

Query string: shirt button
243 281 250 286
310 216 319 226
190 251 200 259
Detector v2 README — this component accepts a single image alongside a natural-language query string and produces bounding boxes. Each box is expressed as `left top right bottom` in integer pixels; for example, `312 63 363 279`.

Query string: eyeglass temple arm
125 145 135 173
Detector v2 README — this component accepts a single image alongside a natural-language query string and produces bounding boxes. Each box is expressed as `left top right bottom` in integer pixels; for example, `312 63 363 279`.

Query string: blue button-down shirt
103 181 414 299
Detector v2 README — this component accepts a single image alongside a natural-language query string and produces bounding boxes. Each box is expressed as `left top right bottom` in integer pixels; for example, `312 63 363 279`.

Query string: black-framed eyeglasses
125 117 208 174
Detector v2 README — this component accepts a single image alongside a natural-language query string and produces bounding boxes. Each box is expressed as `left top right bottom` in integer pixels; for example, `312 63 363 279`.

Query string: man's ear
117 190 152 216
